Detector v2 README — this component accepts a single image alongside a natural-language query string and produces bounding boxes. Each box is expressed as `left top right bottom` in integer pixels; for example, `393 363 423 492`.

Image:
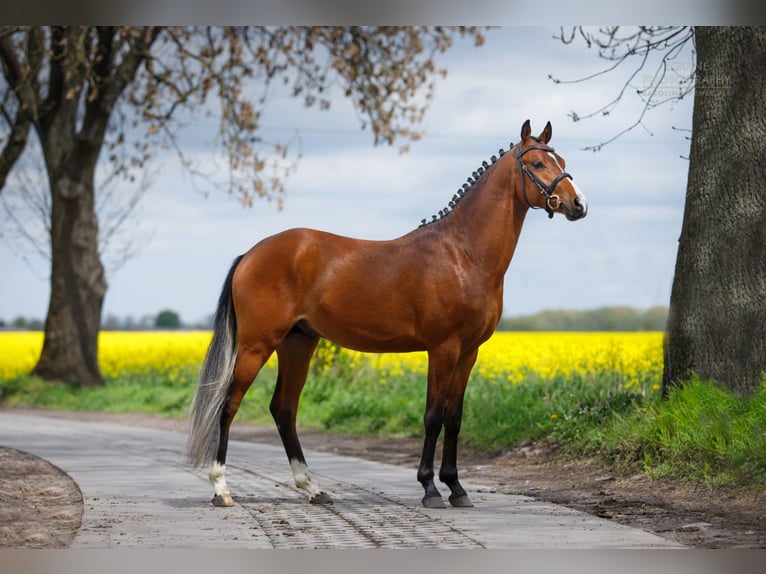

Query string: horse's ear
539 121 552 144
520 119 531 142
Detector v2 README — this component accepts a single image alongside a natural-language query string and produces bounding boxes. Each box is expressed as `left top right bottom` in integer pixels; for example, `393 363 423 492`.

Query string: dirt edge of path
0 445 83 548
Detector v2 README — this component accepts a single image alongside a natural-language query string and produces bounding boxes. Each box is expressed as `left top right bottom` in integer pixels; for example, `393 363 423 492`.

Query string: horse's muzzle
565 195 588 221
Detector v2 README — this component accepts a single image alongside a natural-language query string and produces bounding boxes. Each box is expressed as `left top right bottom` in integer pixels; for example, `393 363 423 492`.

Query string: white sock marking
209 462 230 496
289 459 323 498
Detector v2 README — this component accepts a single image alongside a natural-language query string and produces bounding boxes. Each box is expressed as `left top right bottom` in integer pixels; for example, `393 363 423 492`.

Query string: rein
515 142 573 219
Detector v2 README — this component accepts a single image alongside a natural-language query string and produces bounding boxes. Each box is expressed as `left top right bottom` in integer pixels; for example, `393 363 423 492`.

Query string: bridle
515 141 573 219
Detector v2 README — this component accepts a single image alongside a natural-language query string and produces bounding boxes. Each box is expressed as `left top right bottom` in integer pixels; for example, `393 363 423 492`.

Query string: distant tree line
1 309 210 331
0 316 45 330
3 307 667 332
101 309 211 330
498 306 668 331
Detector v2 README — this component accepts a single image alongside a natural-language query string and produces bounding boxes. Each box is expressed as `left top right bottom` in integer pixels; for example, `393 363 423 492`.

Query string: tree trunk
32 142 107 386
13 27 158 387
663 27 766 396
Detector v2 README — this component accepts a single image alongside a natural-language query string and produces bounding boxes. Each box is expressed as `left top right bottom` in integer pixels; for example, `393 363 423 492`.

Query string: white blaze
570 179 589 212
548 151 588 211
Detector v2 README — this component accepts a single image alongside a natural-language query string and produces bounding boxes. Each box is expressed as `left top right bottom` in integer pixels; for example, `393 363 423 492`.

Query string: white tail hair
186 255 243 467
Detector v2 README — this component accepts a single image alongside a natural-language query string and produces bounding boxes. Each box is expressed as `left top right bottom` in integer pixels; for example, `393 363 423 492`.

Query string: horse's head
514 119 588 221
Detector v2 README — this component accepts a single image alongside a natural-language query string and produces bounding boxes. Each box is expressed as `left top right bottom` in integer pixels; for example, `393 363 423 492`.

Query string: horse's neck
448 158 528 280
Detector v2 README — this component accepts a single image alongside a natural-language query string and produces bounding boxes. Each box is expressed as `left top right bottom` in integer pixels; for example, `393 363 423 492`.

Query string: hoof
309 491 333 505
211 493 235 507
449 494 474 508
422 495 446 509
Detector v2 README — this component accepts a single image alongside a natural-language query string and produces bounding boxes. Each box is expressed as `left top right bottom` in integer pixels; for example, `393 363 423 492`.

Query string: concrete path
0 412 682 549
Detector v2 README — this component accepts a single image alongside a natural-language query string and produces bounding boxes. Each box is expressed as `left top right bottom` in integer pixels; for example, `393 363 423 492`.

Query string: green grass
0 369 197 416
573 376 766 488
1 357 764 491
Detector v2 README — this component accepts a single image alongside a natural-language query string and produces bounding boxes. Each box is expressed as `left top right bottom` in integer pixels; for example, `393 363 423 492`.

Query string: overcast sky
0 27 695 325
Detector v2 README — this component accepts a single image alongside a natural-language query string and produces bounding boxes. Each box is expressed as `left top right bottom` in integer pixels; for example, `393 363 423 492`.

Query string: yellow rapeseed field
0 331 662 392
359 331 662 393
0 331 210 383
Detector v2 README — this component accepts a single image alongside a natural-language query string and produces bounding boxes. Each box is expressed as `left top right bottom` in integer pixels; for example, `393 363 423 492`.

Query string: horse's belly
309 311 425 354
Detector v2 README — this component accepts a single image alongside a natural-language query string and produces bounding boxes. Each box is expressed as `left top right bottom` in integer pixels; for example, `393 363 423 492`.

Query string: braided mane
418 144 512 228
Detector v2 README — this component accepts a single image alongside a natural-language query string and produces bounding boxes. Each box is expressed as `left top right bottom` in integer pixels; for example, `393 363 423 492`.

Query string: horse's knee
443 411 462 434
423 407 443 434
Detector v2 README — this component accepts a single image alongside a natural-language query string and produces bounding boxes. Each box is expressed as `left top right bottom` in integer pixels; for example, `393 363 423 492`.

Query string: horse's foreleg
439 401 472 507
418 399 445 507
272 332 331 503
438 348 478 507
418 346 459 508
212 349 268 507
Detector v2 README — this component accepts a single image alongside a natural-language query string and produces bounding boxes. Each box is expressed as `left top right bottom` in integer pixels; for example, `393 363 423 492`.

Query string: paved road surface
0 412 682 549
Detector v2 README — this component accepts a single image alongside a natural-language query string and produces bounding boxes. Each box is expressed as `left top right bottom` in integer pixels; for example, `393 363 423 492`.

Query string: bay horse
187 119 588 508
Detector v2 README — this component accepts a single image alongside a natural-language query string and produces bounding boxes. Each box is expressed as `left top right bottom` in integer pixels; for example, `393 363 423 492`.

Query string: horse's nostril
570 195 587 219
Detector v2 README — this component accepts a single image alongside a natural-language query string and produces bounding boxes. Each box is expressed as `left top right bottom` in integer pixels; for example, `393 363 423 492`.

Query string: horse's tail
186 255 244 468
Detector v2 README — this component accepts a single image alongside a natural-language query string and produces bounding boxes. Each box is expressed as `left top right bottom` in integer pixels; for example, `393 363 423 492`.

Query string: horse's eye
532 161 544 169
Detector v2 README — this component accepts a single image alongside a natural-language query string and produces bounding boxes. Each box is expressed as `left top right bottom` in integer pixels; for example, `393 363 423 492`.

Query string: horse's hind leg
271 330 331 503
211 348 270 507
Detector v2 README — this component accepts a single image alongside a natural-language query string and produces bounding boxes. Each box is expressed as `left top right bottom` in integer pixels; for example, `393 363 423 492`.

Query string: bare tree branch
0 151 51 264
95 163 154 273
0 105 30 191
551 26 695 151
